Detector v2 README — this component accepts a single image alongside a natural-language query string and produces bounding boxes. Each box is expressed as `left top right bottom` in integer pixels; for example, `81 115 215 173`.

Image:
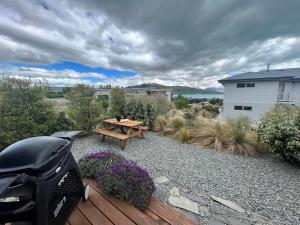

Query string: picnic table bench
96 119 149 150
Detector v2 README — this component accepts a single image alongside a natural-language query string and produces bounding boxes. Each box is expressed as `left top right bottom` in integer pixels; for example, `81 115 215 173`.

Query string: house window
236 83 245 88
234 105 243 110
246 82 255 87
243 106 252 111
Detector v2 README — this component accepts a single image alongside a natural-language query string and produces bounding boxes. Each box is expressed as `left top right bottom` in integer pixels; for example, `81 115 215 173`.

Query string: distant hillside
126 83 223 95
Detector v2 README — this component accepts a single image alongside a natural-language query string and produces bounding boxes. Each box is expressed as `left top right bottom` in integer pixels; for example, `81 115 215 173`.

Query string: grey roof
219 68 300 83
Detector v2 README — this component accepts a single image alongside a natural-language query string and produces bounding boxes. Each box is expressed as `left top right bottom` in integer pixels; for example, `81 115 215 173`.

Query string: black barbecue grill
0 131 89 225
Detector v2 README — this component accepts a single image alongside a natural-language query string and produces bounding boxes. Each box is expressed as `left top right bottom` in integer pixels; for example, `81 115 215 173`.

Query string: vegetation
52 112 75 132
0 78 57 150
123 96 158 126
149 93 173 115
153 115 167 133
109 87 126 117
208 97 223 106
65 84 101 135
79 151 155 210
176 127 191 143
258 104 300 163
173 95 190 109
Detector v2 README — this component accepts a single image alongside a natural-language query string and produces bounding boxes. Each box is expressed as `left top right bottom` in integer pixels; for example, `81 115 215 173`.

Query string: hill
126 83 223 95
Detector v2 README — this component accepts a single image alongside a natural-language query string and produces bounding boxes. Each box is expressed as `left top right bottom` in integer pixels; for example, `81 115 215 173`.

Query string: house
218 68 300 121
94 87 172 102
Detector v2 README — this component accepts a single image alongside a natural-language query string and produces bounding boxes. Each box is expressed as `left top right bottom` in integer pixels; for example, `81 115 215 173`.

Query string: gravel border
72 132 300 225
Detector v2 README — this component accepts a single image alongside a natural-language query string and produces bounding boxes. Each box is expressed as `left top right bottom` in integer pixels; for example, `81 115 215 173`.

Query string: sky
1 0 300 88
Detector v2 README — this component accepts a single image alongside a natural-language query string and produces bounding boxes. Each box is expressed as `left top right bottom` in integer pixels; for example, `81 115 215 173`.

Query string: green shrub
208 98 223 106
202 104 219 116
52 112 75 131
65 84 101 135
109 87 126 117
123 96 158 126
0 78 56 150
258 104 300 163
170 115 185 129
173 95 190 109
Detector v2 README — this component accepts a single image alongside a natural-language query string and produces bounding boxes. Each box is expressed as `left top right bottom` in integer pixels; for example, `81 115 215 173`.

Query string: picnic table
96 118 149 149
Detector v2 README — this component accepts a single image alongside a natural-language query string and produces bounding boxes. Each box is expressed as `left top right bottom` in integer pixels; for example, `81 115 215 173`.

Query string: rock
154 176 170 184
211 195 246 213
170 187 180 196
198 205 210 217
184 193 208 205
211 204 247 221
208 214 250 225
168 196 199 214
154 188 169 202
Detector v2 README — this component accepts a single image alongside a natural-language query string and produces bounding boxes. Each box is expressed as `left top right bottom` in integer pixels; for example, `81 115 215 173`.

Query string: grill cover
0 136 69 174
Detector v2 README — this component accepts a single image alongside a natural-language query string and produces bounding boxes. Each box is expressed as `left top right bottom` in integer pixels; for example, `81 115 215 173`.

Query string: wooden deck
67 179 199 225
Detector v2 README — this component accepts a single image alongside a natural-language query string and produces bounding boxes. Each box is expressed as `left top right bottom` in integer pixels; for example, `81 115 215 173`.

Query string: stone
184 193 208 205
208 214 250 225
154 176 170 184
170 187 180 196
211 195 246 213
154 188 169 202
198 205 210 217
168 196 199 214
211 204 247 221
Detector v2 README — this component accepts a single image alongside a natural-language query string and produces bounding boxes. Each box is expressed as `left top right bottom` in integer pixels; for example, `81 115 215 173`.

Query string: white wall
222 81 279 121
291 81 300 104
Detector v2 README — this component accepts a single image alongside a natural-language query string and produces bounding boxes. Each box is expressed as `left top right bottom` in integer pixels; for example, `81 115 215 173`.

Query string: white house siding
291 81 300 104
222 81 279 121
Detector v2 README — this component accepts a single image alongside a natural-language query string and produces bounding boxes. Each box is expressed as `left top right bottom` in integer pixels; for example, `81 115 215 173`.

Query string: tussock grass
176 127 191 143
153 115 167 133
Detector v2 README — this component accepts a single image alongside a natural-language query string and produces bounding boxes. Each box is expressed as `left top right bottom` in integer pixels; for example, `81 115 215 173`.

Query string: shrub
65 85 101 135
0 77 56 150
153 115 167 133
183 112 195 125
176 127 191 143
109 87 126 117
193 105 202 114
149 93 173 115
227 115 252 131
123 96 158 126
52 112 75 131
202 104 219 116
78 151 125 178
173 95 190 109
170 115 185 129
79 151 156 210
208 98 223 106
258 104 300 163
188 121 228 150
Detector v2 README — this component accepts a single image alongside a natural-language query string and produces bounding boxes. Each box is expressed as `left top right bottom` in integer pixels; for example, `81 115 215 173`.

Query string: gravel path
72 132 300 225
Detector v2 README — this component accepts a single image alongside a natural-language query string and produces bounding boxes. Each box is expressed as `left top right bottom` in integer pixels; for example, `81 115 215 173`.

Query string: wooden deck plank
68 208 92 225
77 199 114 225
144 209 170 225
147 198 199 225
88 185 136 225
86 179 159 225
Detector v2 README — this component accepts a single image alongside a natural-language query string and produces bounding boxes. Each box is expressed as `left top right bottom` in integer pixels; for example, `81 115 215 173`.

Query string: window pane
246 83 255 87
243 106 252 111
234 105 243 110
237 83 245 88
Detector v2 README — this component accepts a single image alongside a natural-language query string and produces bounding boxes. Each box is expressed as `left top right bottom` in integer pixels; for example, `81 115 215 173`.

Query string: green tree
109 87 126 117
173 95 190 109
65 84 101 135
0 77 56 150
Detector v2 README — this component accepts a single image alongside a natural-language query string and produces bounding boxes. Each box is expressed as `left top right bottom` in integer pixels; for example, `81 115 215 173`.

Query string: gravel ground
72 132 300 225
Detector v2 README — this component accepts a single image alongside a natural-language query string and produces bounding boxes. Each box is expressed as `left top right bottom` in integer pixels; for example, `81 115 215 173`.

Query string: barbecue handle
0 200 35 217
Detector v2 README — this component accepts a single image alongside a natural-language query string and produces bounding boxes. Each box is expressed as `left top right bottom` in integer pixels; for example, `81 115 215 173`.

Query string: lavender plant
96 159 156 210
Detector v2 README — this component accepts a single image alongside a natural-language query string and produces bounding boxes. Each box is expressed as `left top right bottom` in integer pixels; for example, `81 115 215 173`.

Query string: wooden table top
104 118 143 128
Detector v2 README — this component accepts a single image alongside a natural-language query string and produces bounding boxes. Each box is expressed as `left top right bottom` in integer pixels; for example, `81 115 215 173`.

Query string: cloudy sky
1 0 300 88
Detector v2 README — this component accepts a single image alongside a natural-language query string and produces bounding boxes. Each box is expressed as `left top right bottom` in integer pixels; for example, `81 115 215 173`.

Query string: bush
65 85 101 135
227 115 252 131
52 112 75 131
123 96 158 126
79 151 125 178
258 104 300 163
183 112 195 125
109 87 126 117
173 95 190 109
208 98 223 106
0 78 56 150
79 151 155 210
149 93 173 115
202 104 219 116
176 127 191 143
170 116 185 129
153 115 167 133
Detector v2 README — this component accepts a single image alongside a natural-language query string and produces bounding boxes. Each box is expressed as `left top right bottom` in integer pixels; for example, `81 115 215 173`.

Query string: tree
173 95 190 109
65 84 101 135
0 77 56 150
109 87 126 117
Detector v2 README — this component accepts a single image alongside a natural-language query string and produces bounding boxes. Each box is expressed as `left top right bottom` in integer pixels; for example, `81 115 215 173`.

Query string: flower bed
78 151 155 210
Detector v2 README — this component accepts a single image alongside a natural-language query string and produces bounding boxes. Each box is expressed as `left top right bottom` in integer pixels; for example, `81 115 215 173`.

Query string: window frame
236 83 246 88
234 105 243 110
246 82 255 87
243 106 252 111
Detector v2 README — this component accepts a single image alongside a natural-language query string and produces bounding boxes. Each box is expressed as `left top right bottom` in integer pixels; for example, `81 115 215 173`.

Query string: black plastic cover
0 136 69 174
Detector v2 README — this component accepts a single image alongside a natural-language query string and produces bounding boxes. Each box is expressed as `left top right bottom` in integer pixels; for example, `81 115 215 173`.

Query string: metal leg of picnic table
120 126 126 134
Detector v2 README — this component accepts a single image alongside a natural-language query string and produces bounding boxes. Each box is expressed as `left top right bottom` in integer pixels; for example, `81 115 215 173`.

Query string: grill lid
0 136 69 174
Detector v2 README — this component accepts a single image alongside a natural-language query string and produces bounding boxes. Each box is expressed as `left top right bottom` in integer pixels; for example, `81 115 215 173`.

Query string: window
234 105 243 110
243 106 252 111
237 83 245 88
246 83 255 87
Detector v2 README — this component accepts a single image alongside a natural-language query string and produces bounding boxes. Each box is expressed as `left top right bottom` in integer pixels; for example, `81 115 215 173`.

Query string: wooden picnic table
96 119 149 149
